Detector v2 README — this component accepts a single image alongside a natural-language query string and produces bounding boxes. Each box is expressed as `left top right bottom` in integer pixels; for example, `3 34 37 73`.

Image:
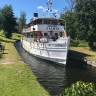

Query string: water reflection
15 42 96 96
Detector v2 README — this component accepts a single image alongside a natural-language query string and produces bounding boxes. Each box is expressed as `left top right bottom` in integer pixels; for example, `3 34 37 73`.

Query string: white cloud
37 6 44 9
37 6 59 17
52 9 58 13
37 6 47 12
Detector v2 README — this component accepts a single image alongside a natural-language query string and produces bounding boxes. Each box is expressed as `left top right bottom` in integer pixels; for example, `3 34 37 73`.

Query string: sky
0 0 69 23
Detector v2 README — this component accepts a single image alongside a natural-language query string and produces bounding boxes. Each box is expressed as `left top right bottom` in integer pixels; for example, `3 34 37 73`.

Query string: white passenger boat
21 0 70 66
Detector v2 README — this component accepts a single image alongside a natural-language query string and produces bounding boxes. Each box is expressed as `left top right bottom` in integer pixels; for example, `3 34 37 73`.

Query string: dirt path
0 61 24 65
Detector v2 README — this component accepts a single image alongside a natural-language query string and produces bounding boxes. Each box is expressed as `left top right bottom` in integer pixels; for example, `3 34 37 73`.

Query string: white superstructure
21 0 70 66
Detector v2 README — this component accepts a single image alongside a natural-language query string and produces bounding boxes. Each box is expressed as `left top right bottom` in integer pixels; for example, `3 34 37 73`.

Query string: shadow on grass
0 35 5 37
68 50 91 59
17 35 21 37
66 50 92 67
12 38 20 41
2 53 8 54
0 39 14 43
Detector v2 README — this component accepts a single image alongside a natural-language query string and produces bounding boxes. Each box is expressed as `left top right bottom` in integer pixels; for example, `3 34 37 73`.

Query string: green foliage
92 42 96 50
61 11 77 40
70 39 88 47
75 0 96 50
1 5 17 38
61 0 96 50
59 81 96 96
0 9 3 30
70 39 80 47
18 11 26 33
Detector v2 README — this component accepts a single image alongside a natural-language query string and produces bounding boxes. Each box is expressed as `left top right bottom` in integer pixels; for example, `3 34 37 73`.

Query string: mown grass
0 30 50 96
70 47 96 62
0 64 49 96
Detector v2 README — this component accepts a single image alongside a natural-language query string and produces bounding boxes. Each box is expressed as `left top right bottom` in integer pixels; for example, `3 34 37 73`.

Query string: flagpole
48 0 50 17
46 0 52 18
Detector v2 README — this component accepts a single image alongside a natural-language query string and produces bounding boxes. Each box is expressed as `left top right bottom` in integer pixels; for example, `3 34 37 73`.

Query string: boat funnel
33 13 38 20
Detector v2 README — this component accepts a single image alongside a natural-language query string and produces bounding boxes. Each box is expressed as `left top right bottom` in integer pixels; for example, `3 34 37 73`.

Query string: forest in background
0 0 96 50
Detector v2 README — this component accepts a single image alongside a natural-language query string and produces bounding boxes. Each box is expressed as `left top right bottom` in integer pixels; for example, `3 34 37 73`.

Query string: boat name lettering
46 26 59 31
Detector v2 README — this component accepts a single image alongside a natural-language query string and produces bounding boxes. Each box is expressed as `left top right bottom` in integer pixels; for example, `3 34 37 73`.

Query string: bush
59 81 96 96
70 39 80 47
78 40 88 47
93 42 96 50
70 39 88 47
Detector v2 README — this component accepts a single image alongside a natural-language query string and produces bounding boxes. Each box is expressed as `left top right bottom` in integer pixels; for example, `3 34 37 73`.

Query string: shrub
93 42 96 50
59 81 96 96
70 39 80 47
70 39 88 47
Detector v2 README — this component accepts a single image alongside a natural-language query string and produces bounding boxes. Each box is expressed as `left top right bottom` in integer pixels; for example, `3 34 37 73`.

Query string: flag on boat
46 3 52 6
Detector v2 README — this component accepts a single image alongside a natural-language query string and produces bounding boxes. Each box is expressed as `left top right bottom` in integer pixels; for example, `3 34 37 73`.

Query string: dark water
15 42 96 96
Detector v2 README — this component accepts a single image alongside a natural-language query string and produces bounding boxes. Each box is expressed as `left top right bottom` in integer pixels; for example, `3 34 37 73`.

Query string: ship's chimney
33 13 38 20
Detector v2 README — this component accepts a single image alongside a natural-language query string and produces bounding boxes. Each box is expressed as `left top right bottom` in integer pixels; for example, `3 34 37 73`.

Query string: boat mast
47 0 52 17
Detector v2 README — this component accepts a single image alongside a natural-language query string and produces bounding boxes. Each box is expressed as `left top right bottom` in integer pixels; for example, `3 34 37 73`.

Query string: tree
61 11 76 39
1 5 17 38
0 9 3 30
75 0 96 50
66 0 76 12
18 11 26 33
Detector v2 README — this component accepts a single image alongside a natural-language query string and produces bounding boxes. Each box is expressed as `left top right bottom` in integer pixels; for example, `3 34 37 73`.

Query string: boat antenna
46 0 52 17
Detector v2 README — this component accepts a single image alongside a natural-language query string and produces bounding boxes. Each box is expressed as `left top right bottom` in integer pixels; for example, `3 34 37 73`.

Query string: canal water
15 42 96 96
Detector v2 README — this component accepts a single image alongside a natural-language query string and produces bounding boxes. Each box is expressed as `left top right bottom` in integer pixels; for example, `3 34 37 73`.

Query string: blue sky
0 0 69 23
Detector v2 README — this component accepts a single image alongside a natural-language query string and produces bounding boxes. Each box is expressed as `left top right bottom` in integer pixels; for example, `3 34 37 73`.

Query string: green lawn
0 30 50 96
0 64 49 96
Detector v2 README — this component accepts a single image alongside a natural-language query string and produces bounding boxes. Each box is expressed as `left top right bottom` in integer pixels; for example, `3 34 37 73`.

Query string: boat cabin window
49 20 54 24
33 20 36 25
48 20 58 25
37 19 42 24
32 19 63 25
42 20 48 24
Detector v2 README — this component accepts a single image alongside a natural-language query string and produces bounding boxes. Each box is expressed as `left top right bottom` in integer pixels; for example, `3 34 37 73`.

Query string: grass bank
0 31 50 96
70 47 96 62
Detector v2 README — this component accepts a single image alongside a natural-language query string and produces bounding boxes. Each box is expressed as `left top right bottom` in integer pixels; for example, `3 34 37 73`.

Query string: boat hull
21 38 69 66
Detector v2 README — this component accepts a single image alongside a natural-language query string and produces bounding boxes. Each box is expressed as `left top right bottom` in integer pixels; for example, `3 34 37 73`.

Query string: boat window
44 33 48 37
42 19 48 24
47 20 53 24
50 20 54 24
33 20 36 25
48 20 58 25
54 20 58 25
37 19 42 24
